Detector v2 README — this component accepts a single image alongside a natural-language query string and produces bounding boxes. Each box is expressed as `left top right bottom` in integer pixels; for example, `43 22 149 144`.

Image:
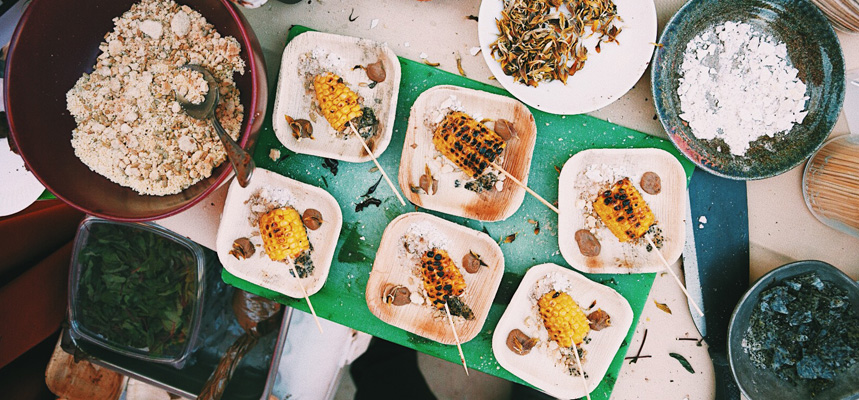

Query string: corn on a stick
286 261 324 334
444 302 469 376
645 236 704 317
347 122 405 206
314 72 363 132
259 207 310 262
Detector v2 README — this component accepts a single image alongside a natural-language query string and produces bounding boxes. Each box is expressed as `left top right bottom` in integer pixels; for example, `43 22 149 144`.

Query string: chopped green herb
76 223 196 357
669 353 695 374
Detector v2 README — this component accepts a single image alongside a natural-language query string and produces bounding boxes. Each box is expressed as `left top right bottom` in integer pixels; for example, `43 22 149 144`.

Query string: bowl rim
3 0 265 222
650 0 846 181
726 259 859 399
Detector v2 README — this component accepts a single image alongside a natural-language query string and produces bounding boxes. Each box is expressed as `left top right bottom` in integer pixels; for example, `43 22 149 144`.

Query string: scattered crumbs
419 52 428 59
404 41 410 47
268 148 281 162
698 216 707 224
370 18 379 29
698 224 704 229
469 46 481 56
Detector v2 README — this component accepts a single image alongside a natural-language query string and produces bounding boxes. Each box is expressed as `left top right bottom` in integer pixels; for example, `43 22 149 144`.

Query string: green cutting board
223 25 694 399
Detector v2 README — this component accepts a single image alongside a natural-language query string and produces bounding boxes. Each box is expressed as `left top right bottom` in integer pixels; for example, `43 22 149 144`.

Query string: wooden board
492 263 633 399
45 336 125 400
216 168 342 297
398 85 537 221
558 148 687 274
272 31 401 163
365 212 504 344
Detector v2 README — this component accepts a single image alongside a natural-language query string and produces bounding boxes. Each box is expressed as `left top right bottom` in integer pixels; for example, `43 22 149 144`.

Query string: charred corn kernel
259 207 310 261
313 72 363 131
592 177 655 242
538 290 590 347
421 248 467 310
432 111 507 178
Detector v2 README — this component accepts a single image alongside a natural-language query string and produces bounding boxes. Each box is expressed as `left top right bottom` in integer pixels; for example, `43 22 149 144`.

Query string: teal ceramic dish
652 0 844 180
727 260 859 400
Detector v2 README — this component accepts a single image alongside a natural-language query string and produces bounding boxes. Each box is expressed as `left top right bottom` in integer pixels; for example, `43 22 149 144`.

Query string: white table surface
158 1 859 399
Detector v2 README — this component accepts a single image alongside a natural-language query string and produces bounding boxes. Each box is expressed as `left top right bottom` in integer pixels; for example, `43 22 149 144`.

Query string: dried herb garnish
669 353 695 374
627 329 648 364
422 59 440 67
362 176 384 198
677 337 705 347
447 297 475 320
322 158 339 176
490 0 623 86
76 223 197 357
348 8 358 22
355 197 382 212
466 14 479 21
527 219 540 235
554 165 562 174
499 232 518 244
455 51 467 77
654 301 672 314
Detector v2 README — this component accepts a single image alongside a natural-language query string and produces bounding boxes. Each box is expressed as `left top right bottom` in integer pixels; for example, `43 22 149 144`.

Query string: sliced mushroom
493 119 517 141
366 59 386 83
575 229 601 257
506 329 537 355
587 308 612 331
229 237 255 260
462 250 486 274
302 209 324 230
382 284 411 306
640 171 662 195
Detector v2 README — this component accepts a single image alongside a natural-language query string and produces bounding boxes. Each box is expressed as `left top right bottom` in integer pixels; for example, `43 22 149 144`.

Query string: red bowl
4 0 267 221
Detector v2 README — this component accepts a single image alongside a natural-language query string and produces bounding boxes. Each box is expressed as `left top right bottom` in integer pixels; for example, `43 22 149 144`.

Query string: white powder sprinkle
677 21 808 156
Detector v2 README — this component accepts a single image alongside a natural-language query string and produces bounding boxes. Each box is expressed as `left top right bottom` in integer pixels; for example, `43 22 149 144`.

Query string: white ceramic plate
216 168 342 298
272 31 401 162
557 148 686 274
492 263 633 399
477 0 657 115
398 85 537 221
365 212 505 344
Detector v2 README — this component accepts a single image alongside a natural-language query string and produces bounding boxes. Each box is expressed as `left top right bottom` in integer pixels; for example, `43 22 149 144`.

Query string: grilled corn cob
421 248 467 310
432 111 506 178
592 178 655 242
538 290 590 347
313 72 363 131
259 207 310 262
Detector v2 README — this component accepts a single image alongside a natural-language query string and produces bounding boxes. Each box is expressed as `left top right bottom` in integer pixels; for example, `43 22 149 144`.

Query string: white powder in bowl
677 21 808 156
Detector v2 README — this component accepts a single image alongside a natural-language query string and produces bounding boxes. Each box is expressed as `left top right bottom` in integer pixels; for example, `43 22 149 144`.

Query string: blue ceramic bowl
727 260 859 400
652 0 844 180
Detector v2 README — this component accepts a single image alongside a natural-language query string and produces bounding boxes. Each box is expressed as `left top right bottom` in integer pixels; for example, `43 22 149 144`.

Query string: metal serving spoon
177 64 254 187
197 289 284 400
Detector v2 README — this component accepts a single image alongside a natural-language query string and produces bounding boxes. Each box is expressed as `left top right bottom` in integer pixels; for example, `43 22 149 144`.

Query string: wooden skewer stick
347 122 406 206
645 236 704 317
569 336 591 400
489 161 559 214
443 302 469 376
287 262 324 334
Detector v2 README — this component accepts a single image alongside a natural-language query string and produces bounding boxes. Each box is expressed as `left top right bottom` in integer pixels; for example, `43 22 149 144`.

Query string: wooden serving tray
365 212 504 344
398 85 537 221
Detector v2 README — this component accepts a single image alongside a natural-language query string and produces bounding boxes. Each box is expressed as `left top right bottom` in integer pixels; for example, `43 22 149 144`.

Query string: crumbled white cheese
698 216 707 224
269 148 281 162
677 21 808 156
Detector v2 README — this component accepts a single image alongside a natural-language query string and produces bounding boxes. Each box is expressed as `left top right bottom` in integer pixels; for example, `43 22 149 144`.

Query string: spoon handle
197 332 259 400
211 115 254 187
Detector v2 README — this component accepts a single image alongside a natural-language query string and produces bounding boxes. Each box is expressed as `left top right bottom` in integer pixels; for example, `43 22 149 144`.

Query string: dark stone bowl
652 0 844 180
5 0 267 221
728 260 859 400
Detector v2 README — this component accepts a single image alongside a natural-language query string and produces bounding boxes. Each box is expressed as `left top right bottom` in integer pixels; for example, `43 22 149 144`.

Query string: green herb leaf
669 352 695 374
